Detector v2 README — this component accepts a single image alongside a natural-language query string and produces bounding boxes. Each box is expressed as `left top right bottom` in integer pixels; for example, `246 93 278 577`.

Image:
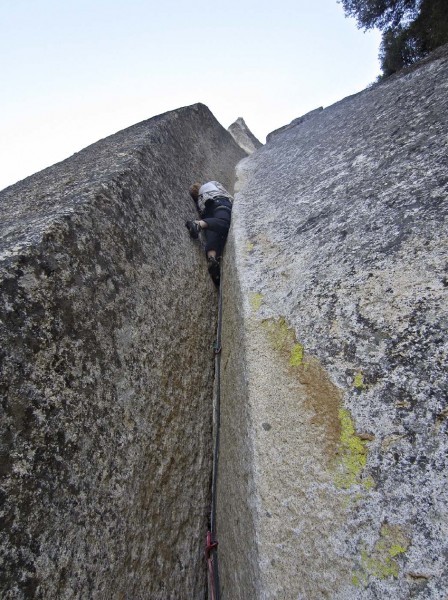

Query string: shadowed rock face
219 47 448 599
228 118 263 155
0 103 246 599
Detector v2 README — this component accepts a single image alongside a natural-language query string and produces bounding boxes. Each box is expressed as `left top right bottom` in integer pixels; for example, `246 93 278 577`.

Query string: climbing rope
206 261 223 600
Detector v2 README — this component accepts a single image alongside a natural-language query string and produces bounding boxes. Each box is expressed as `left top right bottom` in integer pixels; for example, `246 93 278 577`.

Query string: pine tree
340 0 448 76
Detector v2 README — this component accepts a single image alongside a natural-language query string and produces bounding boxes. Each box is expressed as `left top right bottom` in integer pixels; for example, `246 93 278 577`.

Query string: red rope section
205 531 219 600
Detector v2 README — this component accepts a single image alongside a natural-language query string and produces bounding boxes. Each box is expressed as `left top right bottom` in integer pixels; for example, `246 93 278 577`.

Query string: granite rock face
0 103 246 599
228 118 263 155
219 48 448 599
266 106 323 142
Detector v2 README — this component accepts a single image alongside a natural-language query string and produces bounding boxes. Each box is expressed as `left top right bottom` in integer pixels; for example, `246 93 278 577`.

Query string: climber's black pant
203 205 232 257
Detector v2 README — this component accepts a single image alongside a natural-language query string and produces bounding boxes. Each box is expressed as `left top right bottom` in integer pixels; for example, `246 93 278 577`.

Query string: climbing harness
206 261 223 600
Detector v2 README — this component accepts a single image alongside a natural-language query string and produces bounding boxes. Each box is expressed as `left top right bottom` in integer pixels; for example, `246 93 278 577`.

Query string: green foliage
339 0 448 76
379 26 420 76
340 0 420 31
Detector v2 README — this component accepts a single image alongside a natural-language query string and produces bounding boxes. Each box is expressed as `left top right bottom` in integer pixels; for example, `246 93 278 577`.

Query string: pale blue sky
0 0 381 191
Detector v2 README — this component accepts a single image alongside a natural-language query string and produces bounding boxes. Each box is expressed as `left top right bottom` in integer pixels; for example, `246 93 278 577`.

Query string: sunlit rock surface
0 103 246 599
219 47 448 599
228 117 263 155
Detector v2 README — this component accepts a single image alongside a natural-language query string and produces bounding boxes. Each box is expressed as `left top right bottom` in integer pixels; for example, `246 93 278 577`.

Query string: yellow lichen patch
290 343 304 366
354 372 365 389
246 241 255 253
389 544 407 557
363 476 376 490
263 318 304 368
262 317 292 351
378 524 409 557
361 550 399 579
334 408 368 489
250 292 263 312
262 317 342 457
358 524 409 582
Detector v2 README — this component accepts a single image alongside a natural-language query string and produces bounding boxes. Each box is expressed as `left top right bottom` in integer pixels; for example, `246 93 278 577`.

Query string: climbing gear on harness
185 220 201 239
206 260 224 600
210 198 232 212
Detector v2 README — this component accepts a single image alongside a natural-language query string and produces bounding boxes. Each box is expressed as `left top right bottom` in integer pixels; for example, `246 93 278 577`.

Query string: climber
186 181 233 285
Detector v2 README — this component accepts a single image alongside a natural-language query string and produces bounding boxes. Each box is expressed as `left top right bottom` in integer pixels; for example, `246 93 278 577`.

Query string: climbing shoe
207 256 221 287
185 220 201 239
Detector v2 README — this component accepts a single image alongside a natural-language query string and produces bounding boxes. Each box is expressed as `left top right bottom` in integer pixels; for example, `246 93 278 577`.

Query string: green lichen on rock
262 317 304 367
377 524 409 558
356 524 409 584
290 343 304 366
354 372 365 389
334 408 368 489
246 241 255 253
263 317 292 348
363 476 376 490
262 316 344 459
361 549 399 578
250 292 263 312
263 321 371 488
389 543 407 557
